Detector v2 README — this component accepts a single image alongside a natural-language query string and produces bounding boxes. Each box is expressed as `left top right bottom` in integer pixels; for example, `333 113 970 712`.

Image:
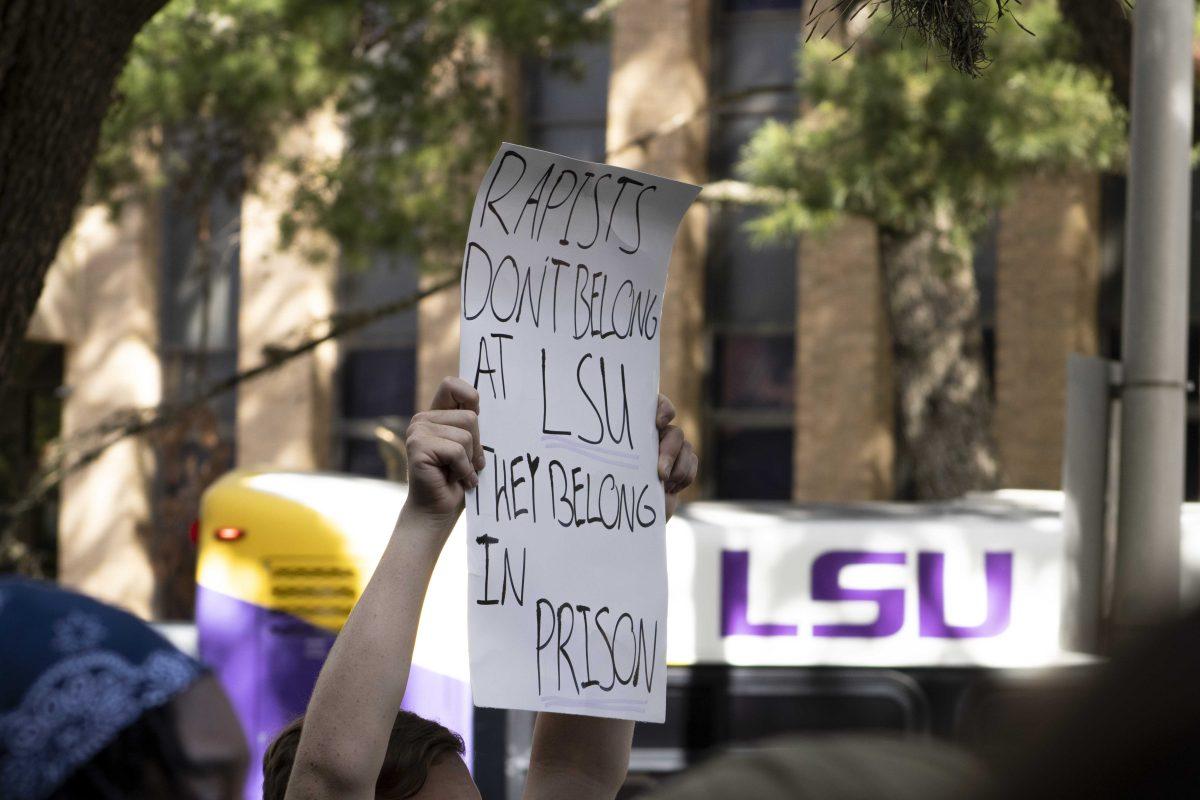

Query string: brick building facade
23 0 1166 617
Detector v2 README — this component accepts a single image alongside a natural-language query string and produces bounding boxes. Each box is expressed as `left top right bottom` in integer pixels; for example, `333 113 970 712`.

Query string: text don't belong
462 243 662 342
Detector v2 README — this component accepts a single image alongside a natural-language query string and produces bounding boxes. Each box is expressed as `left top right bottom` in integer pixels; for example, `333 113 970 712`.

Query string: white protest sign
458 144 699 722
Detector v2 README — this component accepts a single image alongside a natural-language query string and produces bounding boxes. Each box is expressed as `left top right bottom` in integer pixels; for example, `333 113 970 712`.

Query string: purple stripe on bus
197 586 333 800
403 663 475 768
196 586 474 799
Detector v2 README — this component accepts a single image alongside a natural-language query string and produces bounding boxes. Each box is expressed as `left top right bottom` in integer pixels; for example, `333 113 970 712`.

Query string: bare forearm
286 506 449 799
523 713 635 800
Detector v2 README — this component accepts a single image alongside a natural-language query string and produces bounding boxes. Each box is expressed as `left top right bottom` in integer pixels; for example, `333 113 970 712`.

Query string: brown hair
262 710 465 800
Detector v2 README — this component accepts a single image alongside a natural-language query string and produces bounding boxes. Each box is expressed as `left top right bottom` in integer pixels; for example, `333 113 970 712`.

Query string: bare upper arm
522 712 634 800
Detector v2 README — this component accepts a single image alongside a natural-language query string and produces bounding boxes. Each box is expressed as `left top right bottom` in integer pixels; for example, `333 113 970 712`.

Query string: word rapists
479 149 658 257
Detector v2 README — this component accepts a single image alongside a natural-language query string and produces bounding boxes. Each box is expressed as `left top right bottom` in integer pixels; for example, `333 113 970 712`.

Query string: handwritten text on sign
459 144 699 722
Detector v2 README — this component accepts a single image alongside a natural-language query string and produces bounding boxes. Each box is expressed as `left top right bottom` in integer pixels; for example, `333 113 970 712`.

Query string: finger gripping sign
458 144 699 722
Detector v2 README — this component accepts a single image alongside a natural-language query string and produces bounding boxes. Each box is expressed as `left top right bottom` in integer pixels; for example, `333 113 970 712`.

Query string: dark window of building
724 0 804 10
341 348 417 420
525 41 611 162
336 253 419 479
707 205 797 329
159 170 242 440
155 161 242 617
342 437 390 480
709 7 802 175
713 426 795 500
707 4 803 499
0 342 64 575
712 334 795 410
974 213 999 397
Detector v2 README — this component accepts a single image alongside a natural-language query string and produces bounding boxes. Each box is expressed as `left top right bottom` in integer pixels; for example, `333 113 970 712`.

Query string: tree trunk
879 223 999 500
0 0 166 379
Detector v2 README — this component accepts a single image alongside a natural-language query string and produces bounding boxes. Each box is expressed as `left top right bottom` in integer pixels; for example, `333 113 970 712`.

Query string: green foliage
94 0 331 204
739 2 1127 245
94 0 603 270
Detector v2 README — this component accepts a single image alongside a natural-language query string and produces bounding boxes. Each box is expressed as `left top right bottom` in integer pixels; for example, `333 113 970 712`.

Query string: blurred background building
12 0 1198 619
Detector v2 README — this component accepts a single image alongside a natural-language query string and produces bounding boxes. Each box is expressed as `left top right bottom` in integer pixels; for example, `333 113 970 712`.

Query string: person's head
263 709 475 799
0 578 249 800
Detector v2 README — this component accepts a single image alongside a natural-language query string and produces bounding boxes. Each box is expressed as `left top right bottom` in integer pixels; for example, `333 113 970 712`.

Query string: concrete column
417 276 461 409
37 205 161 617
236 115 340 470
793 219 894 501
995 174 1101 488
606 0 710 495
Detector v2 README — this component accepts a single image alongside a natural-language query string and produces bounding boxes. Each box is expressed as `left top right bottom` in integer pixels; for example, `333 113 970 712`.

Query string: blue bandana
0 578 204 800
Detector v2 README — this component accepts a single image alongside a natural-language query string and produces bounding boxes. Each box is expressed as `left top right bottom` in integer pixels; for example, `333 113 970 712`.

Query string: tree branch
806 0 1026 77
1 275 457 547
606 84 794 160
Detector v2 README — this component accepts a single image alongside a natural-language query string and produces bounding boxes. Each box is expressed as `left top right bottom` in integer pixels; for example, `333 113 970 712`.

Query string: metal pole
1112 0 1195 644
1061 355 1120 654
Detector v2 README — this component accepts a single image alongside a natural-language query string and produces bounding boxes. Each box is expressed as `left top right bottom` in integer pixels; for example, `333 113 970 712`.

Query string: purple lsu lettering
720 549 1014 640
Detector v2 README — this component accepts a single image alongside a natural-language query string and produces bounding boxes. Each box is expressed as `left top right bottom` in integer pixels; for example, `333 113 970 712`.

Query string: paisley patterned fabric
0 579 204 800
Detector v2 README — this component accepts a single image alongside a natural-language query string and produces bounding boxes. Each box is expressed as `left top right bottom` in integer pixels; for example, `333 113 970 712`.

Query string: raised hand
403 377 486 527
